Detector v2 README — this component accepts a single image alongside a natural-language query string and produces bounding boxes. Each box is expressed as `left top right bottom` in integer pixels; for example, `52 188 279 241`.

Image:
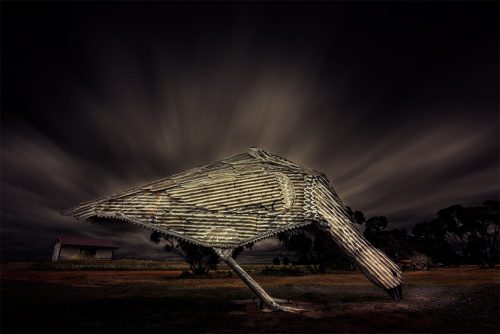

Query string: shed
52 236 118 262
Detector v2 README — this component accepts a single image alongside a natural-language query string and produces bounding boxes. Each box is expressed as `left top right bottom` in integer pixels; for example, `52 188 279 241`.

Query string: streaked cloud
1 2 497 260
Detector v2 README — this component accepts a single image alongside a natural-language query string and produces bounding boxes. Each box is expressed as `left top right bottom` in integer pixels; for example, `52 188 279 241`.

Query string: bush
260 265 305 276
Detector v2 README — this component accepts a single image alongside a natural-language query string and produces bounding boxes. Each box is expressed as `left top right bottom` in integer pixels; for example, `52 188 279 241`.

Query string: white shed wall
59 246 80 259
52 242 61 262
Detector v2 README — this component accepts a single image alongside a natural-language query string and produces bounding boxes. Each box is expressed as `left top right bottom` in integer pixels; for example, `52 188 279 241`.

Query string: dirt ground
1 263 499 333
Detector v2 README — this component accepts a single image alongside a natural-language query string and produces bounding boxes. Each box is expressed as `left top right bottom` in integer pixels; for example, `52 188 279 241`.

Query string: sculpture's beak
386 285 403 301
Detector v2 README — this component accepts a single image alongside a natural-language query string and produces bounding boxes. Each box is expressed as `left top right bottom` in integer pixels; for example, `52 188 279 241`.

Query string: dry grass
1 262 499 333
2 262 498 288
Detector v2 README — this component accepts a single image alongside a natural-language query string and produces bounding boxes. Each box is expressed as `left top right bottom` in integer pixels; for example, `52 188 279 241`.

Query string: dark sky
1 2 498 261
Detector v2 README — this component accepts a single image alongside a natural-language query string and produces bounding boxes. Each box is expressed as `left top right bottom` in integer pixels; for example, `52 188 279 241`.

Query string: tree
345 206 366 224
150 232 252 275
412 201 499 267
436 201 499 266
411 219 459 265
436 205 470 256
277 208 369 273
439 201 500 267
370 228 416 262
273 257 281 265
465 200 499 266
364 216 388 240
277 230 315 272
277 224 350 273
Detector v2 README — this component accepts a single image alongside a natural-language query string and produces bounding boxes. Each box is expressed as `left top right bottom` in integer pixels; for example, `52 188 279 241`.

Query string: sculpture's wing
156 166 295 215
63 152 303 248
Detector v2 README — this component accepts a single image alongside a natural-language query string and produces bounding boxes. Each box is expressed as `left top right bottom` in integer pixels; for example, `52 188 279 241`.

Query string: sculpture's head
349 245 403 301
309 173 403 301
387 285 403 301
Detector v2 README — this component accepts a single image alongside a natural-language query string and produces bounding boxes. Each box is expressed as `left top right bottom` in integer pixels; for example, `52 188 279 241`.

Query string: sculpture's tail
309 175 403 301
61 199 101 220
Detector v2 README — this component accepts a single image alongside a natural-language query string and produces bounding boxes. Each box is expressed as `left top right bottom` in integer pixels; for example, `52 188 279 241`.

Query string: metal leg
213 248 291 312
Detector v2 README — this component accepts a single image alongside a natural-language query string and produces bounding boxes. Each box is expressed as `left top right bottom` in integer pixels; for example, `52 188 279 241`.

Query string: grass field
1 261 499 333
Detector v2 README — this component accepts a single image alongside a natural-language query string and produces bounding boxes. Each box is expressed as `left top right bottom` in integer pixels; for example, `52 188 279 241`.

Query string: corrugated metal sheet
63 148 313 248
63 147 402 294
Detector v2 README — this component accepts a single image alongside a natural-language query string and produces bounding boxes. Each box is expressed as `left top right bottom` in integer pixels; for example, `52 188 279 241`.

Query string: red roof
56 236 118 248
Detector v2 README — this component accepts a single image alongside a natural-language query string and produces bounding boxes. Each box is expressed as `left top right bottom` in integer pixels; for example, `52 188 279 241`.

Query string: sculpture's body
63 148 402 311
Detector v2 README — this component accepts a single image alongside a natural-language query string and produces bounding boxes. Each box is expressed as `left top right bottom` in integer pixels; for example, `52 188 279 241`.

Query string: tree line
151 200 499 275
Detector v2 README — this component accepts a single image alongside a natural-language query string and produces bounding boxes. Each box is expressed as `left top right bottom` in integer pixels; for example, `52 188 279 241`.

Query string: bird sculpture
63 147 402 312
